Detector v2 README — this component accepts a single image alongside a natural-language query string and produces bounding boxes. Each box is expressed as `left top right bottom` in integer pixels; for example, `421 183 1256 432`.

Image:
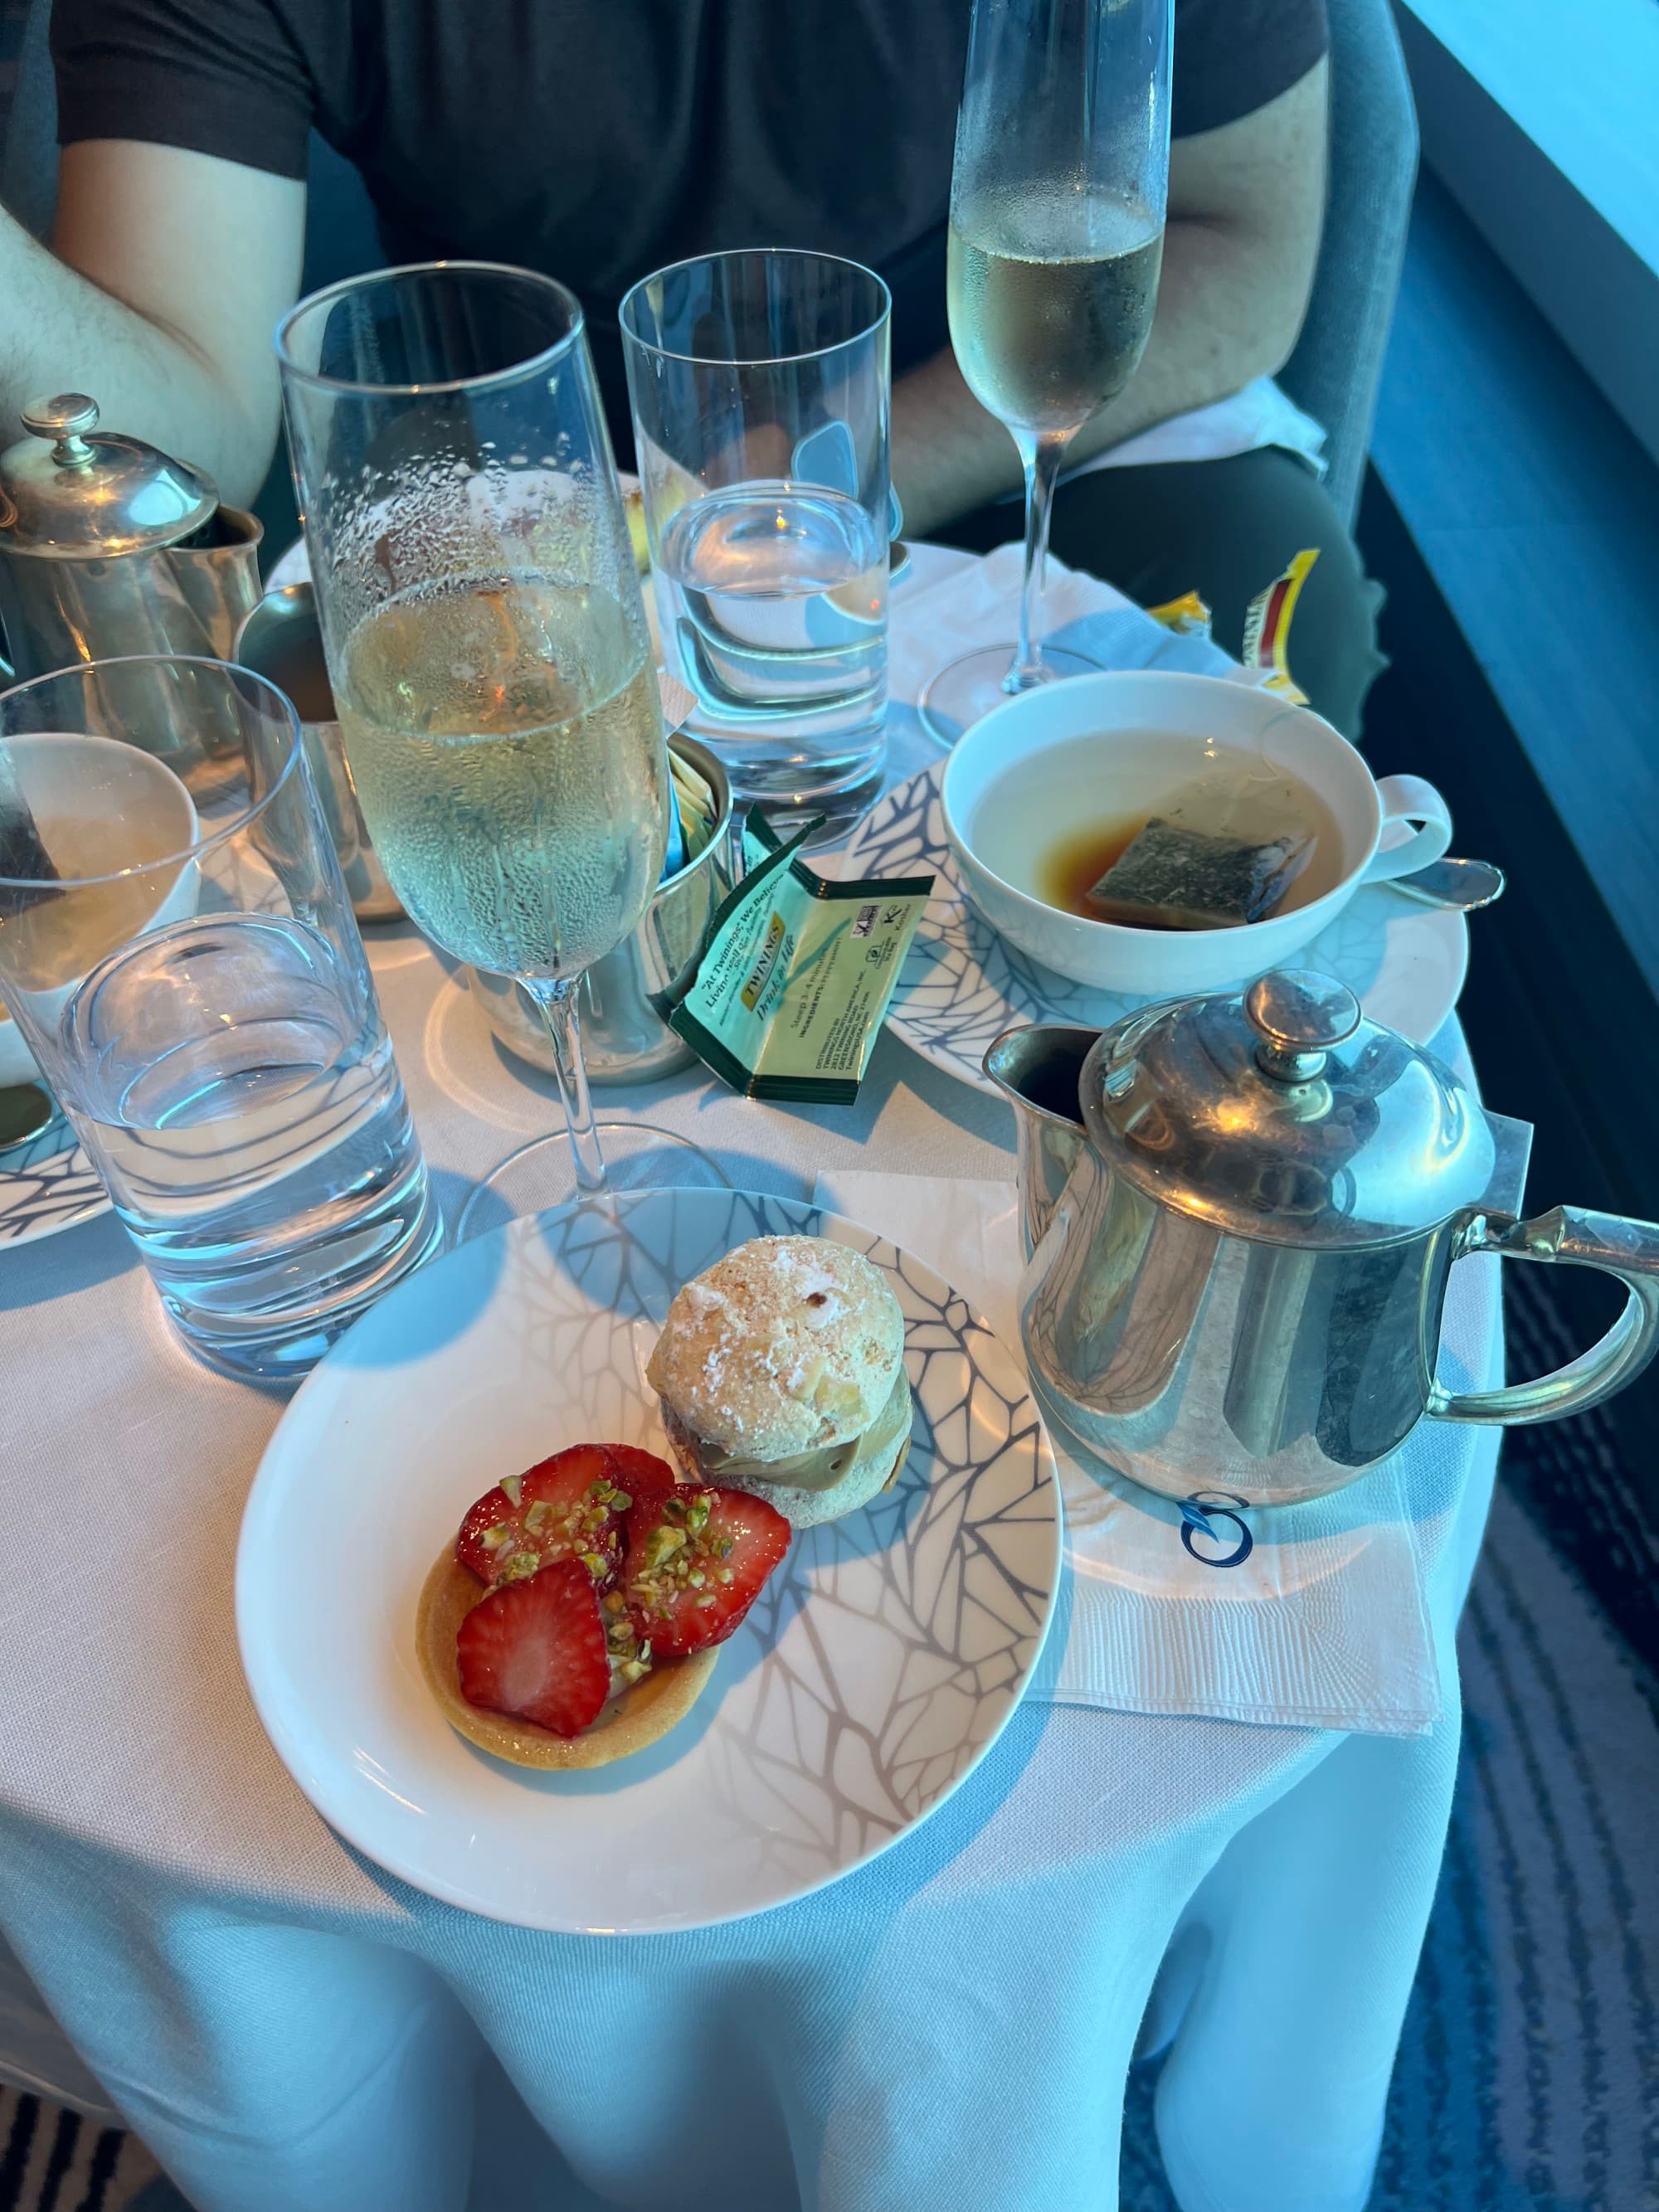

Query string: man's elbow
1221 239 1317 393
215 403 283 511
1256 269 1316 384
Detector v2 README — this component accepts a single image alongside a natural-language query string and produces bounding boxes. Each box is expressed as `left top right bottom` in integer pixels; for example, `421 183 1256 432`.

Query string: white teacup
0 734 199 1090
941 670 1452 996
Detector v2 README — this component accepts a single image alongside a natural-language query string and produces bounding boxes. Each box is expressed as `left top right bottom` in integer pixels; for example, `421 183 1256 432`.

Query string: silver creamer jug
987 970 1659 1507
0 394 262 705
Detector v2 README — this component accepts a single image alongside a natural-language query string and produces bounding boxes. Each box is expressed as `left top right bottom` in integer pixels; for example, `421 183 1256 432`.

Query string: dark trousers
937 445 1385 740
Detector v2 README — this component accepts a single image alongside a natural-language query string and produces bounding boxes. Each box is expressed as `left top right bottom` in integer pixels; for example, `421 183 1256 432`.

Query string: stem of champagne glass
517 975 607 1198
1005 430 1070 695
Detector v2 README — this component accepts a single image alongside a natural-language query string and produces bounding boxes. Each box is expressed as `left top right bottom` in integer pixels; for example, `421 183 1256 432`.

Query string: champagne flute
277 263 681 1205
919 0 1173 742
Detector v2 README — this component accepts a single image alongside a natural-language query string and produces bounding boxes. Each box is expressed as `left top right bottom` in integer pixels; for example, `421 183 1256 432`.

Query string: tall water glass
0 657 442 1379
621 249 892 841
919 0 1173 741
278 263 670 1201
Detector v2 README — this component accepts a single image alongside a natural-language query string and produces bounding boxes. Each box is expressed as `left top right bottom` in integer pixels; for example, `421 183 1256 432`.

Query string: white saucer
0 1115 109 1251
842 760 1470 1097
236 1188 1062 1933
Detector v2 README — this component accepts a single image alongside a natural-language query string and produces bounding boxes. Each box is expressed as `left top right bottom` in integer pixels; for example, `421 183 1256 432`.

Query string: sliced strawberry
455 1559 611 1738
455 1443 626 1589
605 1445 677 1506
624 1483 791 1658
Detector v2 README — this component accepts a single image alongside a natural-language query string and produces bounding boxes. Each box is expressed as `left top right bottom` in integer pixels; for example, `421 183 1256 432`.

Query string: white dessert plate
842 759 1470 1098
236 1188 1062 1933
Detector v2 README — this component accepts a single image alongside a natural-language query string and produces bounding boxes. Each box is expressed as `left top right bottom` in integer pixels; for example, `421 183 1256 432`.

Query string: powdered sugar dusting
650 1234 906 1457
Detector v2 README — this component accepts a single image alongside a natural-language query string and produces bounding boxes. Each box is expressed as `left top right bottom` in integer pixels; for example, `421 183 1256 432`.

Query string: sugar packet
667 810 933 1103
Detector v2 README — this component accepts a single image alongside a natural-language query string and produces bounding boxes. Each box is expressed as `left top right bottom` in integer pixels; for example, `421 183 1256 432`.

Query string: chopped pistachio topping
499 1549 541 1583
603 1590 626 1616
626 1495 752 1627
641 1524 687 1571
480 1524 512 1553
619 1657 651 1685
499 1474 523 1506
523 1498 556 1534
610 1489 632 1511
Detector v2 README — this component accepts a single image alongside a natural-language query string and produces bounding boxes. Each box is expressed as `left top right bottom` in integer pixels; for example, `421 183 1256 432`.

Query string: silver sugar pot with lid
987 970 1659 1508
0 392 263 697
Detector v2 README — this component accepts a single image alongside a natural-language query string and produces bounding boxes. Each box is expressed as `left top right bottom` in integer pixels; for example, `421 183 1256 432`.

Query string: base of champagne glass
917 642 1102 747
455 1121 731 1243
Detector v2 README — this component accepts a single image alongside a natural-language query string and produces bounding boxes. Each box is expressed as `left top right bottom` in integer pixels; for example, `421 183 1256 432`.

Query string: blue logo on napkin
1179 1492 1254 1569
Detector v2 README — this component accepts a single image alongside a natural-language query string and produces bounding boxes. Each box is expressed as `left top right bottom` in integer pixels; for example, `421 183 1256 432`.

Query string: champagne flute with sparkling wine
279 263 702 1208
919 0 1173 741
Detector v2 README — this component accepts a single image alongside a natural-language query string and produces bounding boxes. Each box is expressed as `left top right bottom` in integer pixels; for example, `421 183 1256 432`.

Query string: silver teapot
987 970 1659 1507
0 393 263 705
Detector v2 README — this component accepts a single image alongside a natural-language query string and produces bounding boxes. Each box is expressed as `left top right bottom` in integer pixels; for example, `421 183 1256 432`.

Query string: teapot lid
1082 968 1499 1248
0 395 218 558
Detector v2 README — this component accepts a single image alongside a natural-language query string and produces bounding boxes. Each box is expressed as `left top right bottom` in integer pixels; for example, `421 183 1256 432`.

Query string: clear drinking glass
278 261 693 1206
918 0 1173 742
0 656 442 1379
620 249 892 843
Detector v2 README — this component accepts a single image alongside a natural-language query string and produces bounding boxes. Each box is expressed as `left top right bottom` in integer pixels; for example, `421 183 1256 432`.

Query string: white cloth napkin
814 1165 1504 1737
885 540 1239 717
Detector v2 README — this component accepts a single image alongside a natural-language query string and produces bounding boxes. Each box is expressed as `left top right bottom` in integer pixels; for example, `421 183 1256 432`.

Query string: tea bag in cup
1083 761 1321 931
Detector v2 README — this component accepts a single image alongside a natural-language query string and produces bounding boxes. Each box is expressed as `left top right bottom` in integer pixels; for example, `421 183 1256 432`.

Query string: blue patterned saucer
842 760 1471 1097
0 1112 109 1252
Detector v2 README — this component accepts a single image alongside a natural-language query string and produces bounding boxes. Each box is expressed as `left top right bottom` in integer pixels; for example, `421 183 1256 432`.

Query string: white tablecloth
0 548 1502 2212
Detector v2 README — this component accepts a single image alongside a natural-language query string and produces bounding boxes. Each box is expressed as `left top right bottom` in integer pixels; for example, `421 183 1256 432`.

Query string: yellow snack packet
1241 547 1320 706
1146 588 1212 637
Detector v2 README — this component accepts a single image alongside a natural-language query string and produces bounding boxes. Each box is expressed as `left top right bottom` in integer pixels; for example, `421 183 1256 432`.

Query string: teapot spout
984 1024 1097 1257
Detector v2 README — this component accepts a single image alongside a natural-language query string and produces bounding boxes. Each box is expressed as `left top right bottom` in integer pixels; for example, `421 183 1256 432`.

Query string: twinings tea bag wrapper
668 810 933 1102
1242 547 1319 705
1146 587 1213 639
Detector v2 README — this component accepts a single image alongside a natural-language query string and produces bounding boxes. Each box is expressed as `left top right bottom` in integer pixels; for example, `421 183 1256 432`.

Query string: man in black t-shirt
1 0 1379 729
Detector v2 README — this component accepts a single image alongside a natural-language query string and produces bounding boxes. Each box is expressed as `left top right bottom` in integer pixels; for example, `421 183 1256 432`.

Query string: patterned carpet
4 1274 1655 2212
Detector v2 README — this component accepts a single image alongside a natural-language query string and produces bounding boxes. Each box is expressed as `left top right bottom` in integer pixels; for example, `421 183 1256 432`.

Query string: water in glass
64 912 438 1378
653 480 888 808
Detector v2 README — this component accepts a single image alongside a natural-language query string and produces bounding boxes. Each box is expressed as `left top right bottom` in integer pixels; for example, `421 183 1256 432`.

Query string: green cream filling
698 1369 912 1492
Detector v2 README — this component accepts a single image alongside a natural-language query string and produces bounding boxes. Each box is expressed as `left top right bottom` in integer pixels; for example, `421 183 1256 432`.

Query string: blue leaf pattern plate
0 1115 109 1252
237 1189 1063 1932
842 761 1471 1096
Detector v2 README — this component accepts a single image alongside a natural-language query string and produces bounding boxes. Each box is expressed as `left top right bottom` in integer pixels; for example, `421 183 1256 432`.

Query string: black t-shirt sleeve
1173 0 1330 139
51 0 315 177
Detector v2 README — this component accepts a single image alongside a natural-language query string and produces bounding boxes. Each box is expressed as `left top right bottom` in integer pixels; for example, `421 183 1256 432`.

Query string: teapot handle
1429 1205 1659 1426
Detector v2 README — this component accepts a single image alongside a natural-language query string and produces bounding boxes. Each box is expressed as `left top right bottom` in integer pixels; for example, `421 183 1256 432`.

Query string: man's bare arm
2 140 304 507
891 61 1329 537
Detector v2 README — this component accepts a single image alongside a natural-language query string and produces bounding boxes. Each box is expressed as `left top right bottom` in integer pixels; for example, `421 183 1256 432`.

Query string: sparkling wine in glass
921 0 1173 741
278 263 677 1205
